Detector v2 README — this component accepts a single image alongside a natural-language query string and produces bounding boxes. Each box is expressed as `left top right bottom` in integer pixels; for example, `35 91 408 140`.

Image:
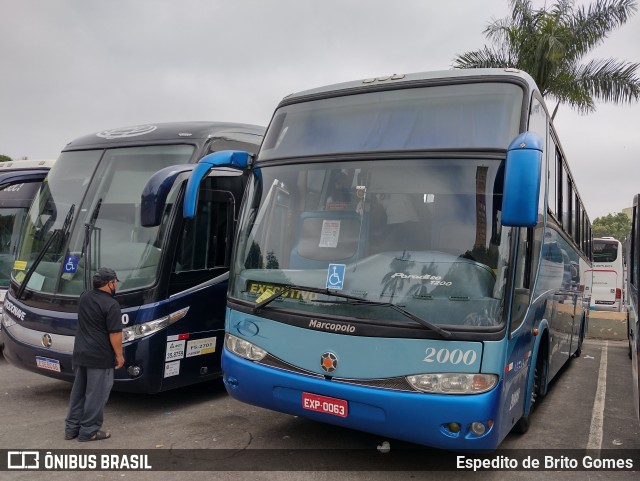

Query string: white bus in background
586 237 625 312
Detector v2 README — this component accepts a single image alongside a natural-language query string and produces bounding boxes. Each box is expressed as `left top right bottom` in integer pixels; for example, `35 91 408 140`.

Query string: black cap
93 267 119 283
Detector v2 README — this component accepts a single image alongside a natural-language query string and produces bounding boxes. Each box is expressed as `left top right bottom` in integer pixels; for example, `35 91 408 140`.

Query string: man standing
64 267 124 442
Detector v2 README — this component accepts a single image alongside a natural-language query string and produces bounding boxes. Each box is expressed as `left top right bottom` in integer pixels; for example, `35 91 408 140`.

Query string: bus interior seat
289 210 365 269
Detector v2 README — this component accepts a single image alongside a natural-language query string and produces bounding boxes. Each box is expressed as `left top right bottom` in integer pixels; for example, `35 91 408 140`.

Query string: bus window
175 177 239 274
590 237 624 312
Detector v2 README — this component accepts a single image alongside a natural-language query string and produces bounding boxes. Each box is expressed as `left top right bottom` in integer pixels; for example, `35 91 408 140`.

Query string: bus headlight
225 333 267 361
122 307 189 343
406 373 498 394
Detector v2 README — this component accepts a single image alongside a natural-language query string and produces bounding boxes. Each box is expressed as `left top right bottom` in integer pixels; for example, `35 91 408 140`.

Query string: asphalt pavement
0 339 638 481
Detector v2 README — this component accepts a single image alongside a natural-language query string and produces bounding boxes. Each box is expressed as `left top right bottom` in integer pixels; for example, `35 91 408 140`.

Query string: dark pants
65 365 114 440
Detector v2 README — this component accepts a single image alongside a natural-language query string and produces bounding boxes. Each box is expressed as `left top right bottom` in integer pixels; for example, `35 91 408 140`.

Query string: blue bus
1 122 264 393
627 194 639 424
175 69 593 450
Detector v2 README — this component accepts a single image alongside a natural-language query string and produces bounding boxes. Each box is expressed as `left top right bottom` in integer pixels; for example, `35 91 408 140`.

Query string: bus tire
513 347 546 435
628 313 633 360
573 315 586 358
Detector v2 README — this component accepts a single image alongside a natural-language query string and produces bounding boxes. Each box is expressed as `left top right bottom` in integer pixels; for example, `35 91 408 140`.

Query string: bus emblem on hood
320 352 338 373
41 334 53 348
96 125 157 139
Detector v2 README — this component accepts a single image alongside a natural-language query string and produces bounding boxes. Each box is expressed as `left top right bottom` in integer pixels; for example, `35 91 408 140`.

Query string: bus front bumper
222 349 505 451
1 322 168 393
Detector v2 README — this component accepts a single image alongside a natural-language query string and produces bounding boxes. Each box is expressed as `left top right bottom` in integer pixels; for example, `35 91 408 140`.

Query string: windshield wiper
16 204 76 300
82 198 102 290
251 284 451 339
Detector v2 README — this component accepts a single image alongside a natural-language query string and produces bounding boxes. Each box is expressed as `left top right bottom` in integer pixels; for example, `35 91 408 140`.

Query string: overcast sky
1 0 638 220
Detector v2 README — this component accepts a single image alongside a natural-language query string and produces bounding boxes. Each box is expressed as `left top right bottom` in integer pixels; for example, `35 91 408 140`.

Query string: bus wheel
513 351 544 435
628 314 633 360
573 318 585 358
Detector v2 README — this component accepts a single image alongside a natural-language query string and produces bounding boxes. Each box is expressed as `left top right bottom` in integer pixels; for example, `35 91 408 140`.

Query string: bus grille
257 354 417 392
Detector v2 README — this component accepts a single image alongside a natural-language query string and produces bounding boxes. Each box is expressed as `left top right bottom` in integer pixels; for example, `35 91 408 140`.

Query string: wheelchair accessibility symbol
63 255 80 274
326 264 346 290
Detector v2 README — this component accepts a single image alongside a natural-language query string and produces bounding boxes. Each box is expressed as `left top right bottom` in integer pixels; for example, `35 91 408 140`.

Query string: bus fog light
225 333 267 361
447 423 461 433
406 373 497 394
470 422 486 435
127 366 142 377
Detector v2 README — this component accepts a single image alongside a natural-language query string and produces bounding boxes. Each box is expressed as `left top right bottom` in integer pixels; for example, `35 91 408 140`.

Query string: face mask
109 282 117 296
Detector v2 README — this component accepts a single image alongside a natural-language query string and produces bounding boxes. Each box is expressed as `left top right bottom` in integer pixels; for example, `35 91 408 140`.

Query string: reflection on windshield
12 145 194 295
260 83 523 160
593 240 619 263
230 159 511 329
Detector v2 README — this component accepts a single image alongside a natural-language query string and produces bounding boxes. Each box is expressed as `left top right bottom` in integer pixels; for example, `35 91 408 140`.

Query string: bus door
140 156 248 390
590 269 620 309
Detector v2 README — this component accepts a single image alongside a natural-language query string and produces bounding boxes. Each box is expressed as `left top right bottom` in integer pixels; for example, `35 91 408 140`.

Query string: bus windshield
12 144 194 295
0 207 27 288
259 82 523 160
230 158 511 330
0 181 44 289
593 239 619 263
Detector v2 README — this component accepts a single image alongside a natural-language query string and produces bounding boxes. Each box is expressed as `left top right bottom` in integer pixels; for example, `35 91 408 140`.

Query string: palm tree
453 0 640 118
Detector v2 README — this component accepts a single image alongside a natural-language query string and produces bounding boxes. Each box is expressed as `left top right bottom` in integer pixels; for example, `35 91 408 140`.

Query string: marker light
122 307 189 343
225 333 267 361
406 373 498 394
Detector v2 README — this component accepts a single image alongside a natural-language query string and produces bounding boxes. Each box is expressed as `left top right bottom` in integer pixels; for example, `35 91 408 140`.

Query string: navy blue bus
1 122 264 393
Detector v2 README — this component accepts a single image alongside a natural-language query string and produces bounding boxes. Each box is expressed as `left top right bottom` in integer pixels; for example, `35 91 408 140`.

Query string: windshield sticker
247 282 318 301
63 255 80 274
326 264 346 290
13 260 26 271
319 220 341 248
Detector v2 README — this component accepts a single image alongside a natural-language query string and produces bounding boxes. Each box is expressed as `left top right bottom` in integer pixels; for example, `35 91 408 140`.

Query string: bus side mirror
501 131 543 227
141 164 195 227
183 150 251 219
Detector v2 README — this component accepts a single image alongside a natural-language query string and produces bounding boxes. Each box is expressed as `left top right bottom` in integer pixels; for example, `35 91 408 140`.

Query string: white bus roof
0 159 56 170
